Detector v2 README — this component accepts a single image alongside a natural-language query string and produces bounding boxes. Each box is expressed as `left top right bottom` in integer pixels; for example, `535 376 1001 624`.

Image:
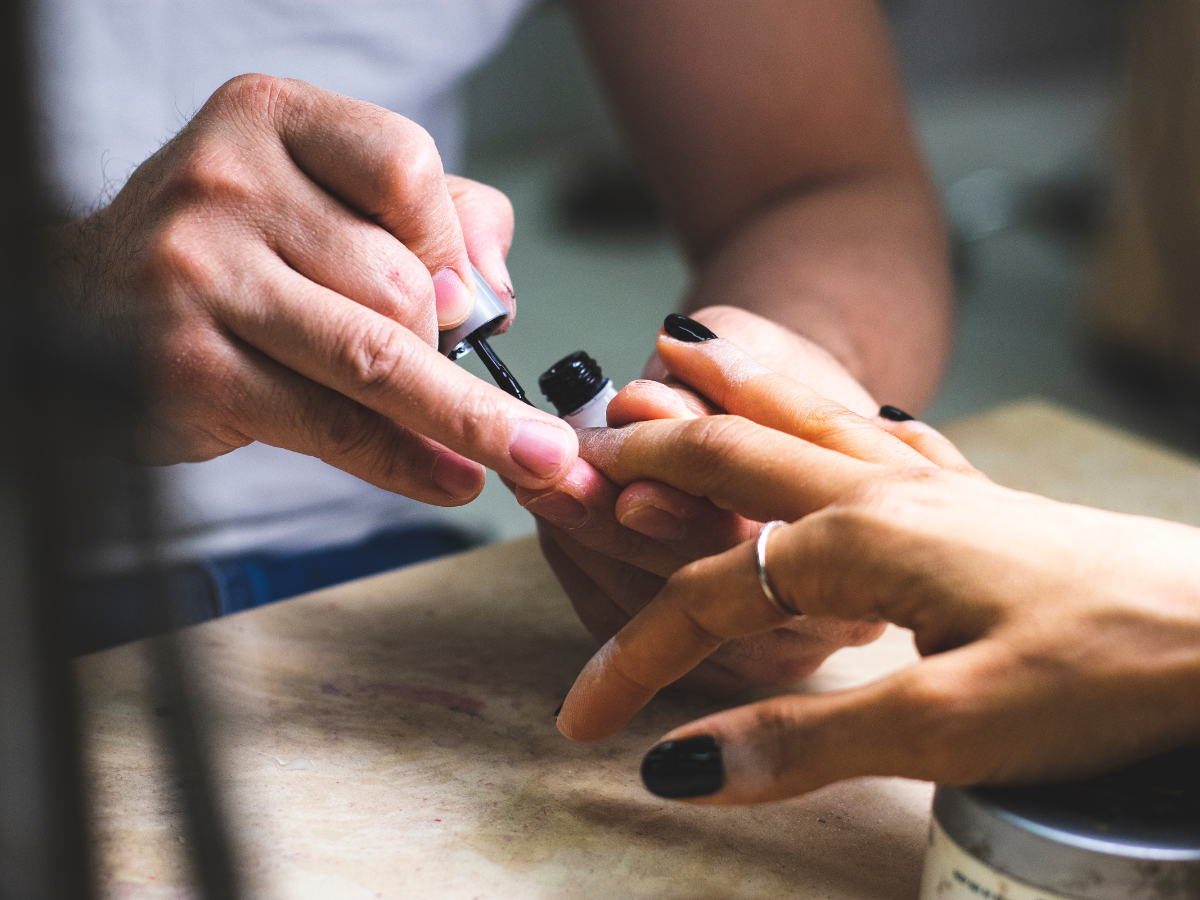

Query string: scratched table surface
79 400 1200 899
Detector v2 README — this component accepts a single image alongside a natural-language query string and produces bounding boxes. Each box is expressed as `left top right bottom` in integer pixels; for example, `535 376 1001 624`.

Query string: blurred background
452 0 1200 542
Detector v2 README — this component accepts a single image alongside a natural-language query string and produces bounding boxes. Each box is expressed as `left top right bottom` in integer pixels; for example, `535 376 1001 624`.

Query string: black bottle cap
539 351 607 416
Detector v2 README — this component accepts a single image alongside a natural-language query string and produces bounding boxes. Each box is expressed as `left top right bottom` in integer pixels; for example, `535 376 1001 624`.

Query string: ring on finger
756 520 799 618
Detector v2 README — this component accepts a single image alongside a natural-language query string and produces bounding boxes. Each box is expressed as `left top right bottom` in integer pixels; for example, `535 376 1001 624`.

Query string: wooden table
79 400 1200 899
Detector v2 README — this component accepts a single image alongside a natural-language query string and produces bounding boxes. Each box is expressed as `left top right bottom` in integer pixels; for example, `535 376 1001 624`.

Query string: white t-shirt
33 0 534 573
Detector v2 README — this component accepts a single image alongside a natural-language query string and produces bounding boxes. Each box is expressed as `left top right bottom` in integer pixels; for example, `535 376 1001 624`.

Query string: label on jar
919 818 1078 900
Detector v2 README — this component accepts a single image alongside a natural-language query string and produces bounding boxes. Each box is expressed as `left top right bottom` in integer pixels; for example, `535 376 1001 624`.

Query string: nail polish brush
439 264 532 405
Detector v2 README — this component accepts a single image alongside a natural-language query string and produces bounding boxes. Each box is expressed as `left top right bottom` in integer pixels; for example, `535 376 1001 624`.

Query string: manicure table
79 400 1200 899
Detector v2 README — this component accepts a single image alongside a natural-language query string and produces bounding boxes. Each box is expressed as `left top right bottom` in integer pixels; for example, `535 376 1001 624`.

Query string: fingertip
474 253 515 318
641 734 724 799
508 418 578 485
431 451 486 503
606 380 698 426
617 502 686 543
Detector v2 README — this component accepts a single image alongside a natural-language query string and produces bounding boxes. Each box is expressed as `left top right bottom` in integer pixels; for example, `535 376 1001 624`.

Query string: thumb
446 175 516 328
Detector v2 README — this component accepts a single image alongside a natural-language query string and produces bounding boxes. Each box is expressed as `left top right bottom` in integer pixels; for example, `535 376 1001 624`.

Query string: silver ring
755 520 794 618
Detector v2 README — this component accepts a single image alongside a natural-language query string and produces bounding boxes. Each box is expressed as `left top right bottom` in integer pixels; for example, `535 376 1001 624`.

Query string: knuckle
149 326 240 421
609 566 664 616
375 124 444 214
891 668 985 774
852 468 959 525
145 219 221 295
210 72 286 118
162 148 261 210
315 398 376 456
747 701 805 780
675 415 755 486
314 402 403 481
342 321 409 394
677 605 725 653
786 394 870 446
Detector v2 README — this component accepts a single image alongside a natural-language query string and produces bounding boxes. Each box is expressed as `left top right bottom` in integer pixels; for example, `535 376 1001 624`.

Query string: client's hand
516 308 885 694
556 332 1200 804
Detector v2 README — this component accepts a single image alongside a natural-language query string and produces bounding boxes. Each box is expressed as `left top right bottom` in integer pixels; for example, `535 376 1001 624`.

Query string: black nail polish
879 405 915 422
641 735 723 798
663 314 718 343
553 703 563 718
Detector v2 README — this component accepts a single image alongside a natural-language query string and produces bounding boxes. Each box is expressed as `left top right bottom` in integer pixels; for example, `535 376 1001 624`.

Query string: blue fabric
66 525 477 656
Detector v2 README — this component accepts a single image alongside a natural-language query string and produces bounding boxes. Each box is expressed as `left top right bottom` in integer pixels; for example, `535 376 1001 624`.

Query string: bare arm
572 0 951 411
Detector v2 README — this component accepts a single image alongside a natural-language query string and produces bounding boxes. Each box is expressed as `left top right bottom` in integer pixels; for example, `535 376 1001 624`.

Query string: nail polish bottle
538 351 617 428
440 265 531 404
438 265 511 361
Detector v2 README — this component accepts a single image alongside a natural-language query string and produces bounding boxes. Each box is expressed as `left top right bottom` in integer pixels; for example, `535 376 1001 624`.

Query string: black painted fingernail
879 405 915 422
663 314 718 343
641 735 723 798
553 703 563 718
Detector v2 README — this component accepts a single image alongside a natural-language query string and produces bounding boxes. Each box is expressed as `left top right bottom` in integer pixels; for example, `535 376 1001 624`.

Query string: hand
47 74 577 503
556 334 1200 805
517 309 889 695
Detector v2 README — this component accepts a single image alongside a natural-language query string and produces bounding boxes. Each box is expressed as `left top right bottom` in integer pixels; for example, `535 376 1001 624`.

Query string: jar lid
934 748 1200 899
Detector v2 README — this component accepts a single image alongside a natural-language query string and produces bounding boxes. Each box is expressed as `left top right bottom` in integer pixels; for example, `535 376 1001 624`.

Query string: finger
257 76 476 328
655 333 929 468
647 630 1200 804
536 524 633 644
558 538 790 742
614 480 755 555
446 175 516 330
577 415 877 523
539 522 666 621
263 169 440 347
157 328 485 504
875 416 983 475
540 524 753 696
642 648 1010 803
513 458 691 578
665 306 879 417
221 252 577 489
606 379 709 426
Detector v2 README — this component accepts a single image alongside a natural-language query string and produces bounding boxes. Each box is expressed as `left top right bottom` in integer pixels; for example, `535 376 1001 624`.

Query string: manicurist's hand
47 74 577 503
556 335 1200 805
515 310 886 694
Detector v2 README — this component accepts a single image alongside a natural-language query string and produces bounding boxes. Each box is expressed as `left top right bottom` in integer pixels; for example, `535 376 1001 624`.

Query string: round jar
920 749 1200 899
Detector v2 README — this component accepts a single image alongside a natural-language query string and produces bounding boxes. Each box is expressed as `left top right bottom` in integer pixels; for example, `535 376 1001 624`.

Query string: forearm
573 0 953 412
683 170 952 413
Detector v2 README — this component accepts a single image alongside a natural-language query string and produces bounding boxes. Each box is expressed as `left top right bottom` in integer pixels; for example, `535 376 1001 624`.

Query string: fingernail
553 703 563 718
431 452 485 500
878 405 915 422
642 735 723 798
663 313 718 343
524 491 588 529
509 420 573 479
619 503 685 542
433 267 475 330
489 252 514 304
